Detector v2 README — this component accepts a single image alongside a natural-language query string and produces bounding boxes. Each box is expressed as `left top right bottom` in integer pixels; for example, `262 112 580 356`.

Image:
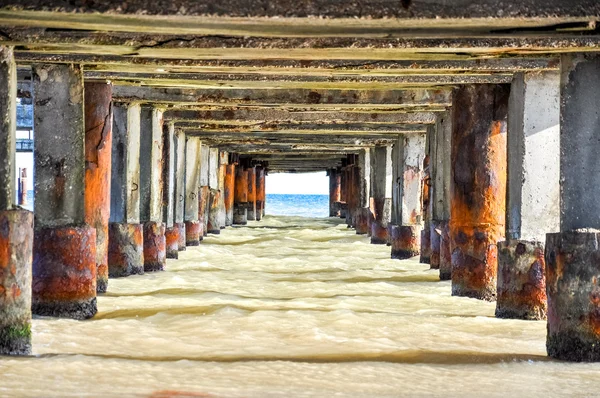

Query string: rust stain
143 222 166 272
107 223 143 277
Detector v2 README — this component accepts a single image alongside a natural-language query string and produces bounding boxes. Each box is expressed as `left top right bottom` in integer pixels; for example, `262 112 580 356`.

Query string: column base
496 240 547 320
370 221 389 245
546 230 600 361
355 208 372 235
256 201 263 221
439 221 452 280
0 209 33 355
247 209 257 222
225 210 234 226
165 226 180 259
108 223 144 278
430 221 442 270
184 220 202 246
175 222 186 251
33 225 97 319
143 222 166 272
450 224 501 301
420 223 432 264
233 206 247 225
390 225 421 260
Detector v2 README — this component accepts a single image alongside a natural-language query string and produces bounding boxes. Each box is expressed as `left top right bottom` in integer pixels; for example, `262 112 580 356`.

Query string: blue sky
266 171 329 195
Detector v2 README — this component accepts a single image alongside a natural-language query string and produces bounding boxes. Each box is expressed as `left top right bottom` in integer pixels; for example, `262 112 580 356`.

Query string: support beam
224 161 235 226
84 81 113 293
184 137 202 246
450 84 509 301
198 144 210 235
370 145 393 244
0 46 33 355
173 129 187 251
162 122 178 259
246 166 257 222
207 148 222 233
496 71 560 320
109 103 144 277
139 106 166 271
545 53 600 361
255 166 265 221
32 63 97 319
328 168 341 217
234 165 249 225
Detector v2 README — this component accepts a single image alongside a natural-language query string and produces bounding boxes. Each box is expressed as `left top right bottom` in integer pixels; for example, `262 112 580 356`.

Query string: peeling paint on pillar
109 103 143 278
355 207 372 235
185 220 201 246
164 226 179 259
255 166 265 222
143 222 166 272
234 167 248 225
390 225 421 259
224 164 235 226
107 223 143 277
370 145 393 245
198 186 209 236
247 166 257 221
184 137 202 245
496 240 546 320
173 130 186 251
217 152 228 228
33 63 98 318
84 82 113 294
328 168 341 217
175 222 186 251
450 84 509 301
207 189 222 234
0 210 33 355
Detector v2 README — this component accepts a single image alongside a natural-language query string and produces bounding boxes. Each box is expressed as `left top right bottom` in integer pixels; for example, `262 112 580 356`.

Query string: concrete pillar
390 133 426 260
420 150 432 264
370 145 393 244
255 166 265 221
355 149 372 235
544 53 600 361
184 137 202 246
246 166 257 221
207 148 223 233
108 103 144 278
173 129 186 251
139 106 165 272
431 112 452 280
33 63 97 319
339 160 348 219
328 168 341 217
496 71 560 320
450 84 509 301
224 158 236 226
234 165 249 225
217 151 228 228
198 144 210 236
0 46 34 355
162 123 179 259
84 82 113 293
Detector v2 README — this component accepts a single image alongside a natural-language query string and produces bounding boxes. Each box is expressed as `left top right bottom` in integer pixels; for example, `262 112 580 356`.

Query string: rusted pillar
246 166 257 221
217 151 228 228
255 166 265 221
420 154 431 264
0 46 34 355
207 148 223 233
339 159 347 219
371 145 393 244
162 123 178 259
224 161 236 226
328 168 341 217
544 54 600 361
496 71 560 320
431 112 452 280
450 84 509 301
390 134 426 259
139 106 165 272
234 165 249 225
33 63 97 319
184 137 202 246
109 103 143 278
84 82 112 293
173 130 186 251
355 149 372 235
198 144 210 236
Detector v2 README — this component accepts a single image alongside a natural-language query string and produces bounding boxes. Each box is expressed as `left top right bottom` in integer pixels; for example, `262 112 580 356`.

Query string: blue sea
265 194 329 218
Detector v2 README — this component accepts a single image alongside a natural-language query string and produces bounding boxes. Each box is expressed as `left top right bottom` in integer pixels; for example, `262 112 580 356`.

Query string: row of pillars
329 54 600 361
0 47 267 355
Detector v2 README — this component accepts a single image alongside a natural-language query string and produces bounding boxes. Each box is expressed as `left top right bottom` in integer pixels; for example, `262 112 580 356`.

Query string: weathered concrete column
207 148 222 233
234 165 249 225
162 123 178 259
390 134 426 260
339 160 347 219
545 53 600 361
109 103 144 278
450 84 509 301
198 144 210 236
496 71 560 320
255 166 265 221
84 82 112 293
224 159 236 226
370 145 393 244
33 63 97 319
0 46 34 355
355 149 372 235
431 113 452 280
246 166 257 221
139 106 165 272
184 137 202 246
173 129 186 251
217 151 228 228
420 153 432 264
328 168 341 217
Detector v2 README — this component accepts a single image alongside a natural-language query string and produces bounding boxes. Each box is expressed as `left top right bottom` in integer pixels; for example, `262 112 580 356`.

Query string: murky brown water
1 216 599 397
